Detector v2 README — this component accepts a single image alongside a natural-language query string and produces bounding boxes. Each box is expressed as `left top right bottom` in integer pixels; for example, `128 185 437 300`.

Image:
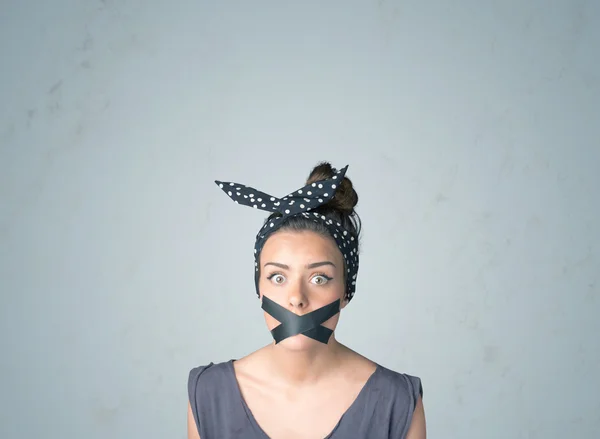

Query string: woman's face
258 230 347 350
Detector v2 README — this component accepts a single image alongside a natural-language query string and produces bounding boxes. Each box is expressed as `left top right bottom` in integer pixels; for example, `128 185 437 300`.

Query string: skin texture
188 230 426 439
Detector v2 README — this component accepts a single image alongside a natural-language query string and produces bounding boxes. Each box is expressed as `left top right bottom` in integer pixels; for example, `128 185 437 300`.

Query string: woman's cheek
263 310 280 330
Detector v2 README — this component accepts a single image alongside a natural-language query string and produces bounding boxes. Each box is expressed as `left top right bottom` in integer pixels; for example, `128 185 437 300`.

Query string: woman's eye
269 274 286 284
311 275 331 285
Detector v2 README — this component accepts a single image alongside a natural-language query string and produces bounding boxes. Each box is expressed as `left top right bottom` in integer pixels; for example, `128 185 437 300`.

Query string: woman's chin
274 334 328 350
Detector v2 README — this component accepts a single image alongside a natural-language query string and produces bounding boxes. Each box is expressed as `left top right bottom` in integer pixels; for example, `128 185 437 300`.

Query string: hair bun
306 162 358 214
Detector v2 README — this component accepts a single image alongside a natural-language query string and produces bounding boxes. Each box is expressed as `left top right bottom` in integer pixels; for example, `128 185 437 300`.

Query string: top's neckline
226 359 382 439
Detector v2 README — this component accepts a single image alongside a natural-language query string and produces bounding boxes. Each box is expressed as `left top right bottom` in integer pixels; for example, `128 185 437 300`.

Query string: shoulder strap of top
188 361 252 438
188 363 214 437
374 367 423 438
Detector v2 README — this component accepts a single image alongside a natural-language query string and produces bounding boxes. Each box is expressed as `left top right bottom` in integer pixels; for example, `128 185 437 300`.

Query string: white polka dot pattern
215 165 359 301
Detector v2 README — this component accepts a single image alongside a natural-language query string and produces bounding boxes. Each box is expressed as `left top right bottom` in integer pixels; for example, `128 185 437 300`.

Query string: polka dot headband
215 165 359 302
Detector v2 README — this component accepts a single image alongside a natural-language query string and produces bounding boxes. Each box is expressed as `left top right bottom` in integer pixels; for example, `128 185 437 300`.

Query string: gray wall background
1 1 598 438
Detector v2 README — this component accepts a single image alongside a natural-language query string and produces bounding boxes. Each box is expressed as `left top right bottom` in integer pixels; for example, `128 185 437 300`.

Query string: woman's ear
340 296 349 310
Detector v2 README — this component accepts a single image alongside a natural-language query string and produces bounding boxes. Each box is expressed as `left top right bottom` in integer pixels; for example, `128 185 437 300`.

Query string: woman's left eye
311 275 332 285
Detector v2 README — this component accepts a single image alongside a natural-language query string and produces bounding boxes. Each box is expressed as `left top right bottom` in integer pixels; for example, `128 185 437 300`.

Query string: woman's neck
264 336 348 386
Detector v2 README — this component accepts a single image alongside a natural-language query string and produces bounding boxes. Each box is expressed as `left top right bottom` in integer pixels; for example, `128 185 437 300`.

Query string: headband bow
215 166 348 217
215 165 359 301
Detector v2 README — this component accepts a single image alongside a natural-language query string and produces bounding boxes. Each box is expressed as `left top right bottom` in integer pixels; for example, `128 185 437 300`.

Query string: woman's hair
260 162 362 284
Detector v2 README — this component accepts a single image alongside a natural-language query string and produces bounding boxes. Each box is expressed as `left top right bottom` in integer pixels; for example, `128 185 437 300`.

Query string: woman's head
257 162 361 301
256 162 361 349
214 161 362 348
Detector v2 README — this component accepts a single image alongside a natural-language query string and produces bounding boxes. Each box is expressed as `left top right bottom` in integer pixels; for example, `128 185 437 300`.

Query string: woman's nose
287 283 307 309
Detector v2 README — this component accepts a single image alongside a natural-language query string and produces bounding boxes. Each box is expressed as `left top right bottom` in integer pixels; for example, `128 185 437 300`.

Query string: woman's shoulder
363 364 424 438
187 360 249 437
339 347 422 400
374 363 423 403
188 359 232 377
229 345 273 375
188 360 233 395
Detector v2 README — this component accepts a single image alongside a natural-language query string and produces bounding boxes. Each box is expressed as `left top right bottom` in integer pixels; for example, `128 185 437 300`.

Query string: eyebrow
263 261 337 269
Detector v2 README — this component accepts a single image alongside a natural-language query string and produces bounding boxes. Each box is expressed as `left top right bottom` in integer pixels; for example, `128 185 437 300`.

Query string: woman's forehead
261 230 341 261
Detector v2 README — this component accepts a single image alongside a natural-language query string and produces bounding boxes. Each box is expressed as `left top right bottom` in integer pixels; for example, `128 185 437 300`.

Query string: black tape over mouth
261 296 341 344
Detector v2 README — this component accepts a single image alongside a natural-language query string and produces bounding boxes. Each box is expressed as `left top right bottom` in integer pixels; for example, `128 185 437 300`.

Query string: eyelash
266 272 284 281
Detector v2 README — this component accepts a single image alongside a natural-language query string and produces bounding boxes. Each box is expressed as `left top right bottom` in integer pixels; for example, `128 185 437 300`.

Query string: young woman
188 162 426 439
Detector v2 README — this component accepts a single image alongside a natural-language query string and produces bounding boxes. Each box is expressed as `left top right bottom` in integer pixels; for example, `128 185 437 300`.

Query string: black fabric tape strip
261 296 340 344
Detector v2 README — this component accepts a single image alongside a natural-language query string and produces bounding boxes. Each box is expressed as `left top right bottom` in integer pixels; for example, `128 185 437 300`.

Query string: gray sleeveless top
188 360 423 439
